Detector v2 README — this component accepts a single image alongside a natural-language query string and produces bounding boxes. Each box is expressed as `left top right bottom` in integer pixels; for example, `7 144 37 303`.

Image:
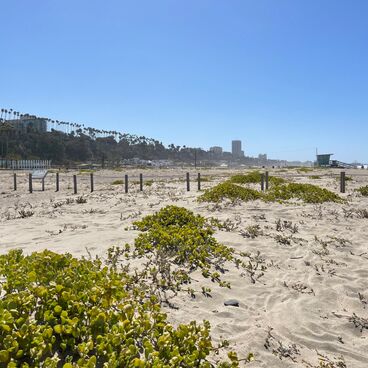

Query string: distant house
209 146 223 155
5 114 47 134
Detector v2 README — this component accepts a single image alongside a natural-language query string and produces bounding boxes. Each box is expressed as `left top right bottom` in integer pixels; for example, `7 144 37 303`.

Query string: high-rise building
232 140 243 158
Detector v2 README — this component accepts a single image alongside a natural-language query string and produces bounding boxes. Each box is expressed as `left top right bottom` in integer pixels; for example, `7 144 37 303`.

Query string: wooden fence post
42 178 45 191
261 173 265 192
29 173 33 193
125 175 128 193
73 175 77 194
90 173 94 193
13 173 17 191
56 173 59 192
198 173 201 191
340 171 346 193
186 172 190 191
139 173 143 191
265 171 269 190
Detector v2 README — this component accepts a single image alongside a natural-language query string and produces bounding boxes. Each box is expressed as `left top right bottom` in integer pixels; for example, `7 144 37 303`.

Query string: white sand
0 168 367 367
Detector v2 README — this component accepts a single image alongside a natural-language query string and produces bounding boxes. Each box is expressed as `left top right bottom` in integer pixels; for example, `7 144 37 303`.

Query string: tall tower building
232 140 243 158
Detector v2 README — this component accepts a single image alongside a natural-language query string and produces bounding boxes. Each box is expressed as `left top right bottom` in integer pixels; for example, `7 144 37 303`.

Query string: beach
0 167 367 367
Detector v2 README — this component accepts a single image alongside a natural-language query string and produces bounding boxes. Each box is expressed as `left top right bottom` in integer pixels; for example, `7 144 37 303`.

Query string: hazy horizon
1 0 367 162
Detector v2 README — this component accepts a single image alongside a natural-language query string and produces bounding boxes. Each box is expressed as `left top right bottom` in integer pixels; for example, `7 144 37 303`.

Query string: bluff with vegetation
0 128 208 165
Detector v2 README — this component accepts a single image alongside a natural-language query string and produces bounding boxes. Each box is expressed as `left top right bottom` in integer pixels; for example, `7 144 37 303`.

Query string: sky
0 0 367 162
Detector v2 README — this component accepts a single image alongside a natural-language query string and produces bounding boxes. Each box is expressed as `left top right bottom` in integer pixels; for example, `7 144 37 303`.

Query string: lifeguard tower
316 153 333 167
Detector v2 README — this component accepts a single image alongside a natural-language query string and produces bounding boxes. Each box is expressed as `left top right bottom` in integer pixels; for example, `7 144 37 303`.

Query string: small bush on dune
198 182 263 203
199 182 342 204
129 206 267 296
75 196 87 204
357 185 368 197
266 183 342 203
0 249 240 367
132 206 235 289
229 171 285 186
133 205 206 230
78 169 95 174
228 171 262 184
297 167 313 173
111 179 124 185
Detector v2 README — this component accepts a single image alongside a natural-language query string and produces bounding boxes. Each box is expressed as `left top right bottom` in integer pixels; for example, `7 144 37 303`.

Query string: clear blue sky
1 0 367 162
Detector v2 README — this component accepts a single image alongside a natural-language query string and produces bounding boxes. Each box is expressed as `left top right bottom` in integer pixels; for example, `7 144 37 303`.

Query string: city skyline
1 1 367 162
0 106 356 164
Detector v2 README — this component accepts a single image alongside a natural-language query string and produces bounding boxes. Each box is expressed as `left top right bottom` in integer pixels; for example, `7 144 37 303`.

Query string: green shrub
78 169 95 174
111 179 124 185
357 185 368 196
199 176 212 182
310 175 321 179
266 183 342 203
229 172 285 186
129 206 267 292
297 167 313 173
199 182 342 204
198 182 263 203
133 205 206 230
336 176 353 182
132 206 235 289
0 249 237 367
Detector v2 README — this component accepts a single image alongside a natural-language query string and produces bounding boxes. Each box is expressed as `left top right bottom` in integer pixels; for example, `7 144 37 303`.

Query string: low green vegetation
199 182 342 204
229 171 285 186
0 250 240 367
78 169 95 174
357 185 368 196
297 166 313 173
198 182 263 203
144 179 154 186
310 175 321 180
132 179 154 187
297 167 313 173
111 179 124 185
266 183 342 203
131 206 264 291
0 207 260 367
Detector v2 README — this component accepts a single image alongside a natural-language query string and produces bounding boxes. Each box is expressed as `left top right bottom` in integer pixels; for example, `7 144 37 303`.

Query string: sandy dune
0 168 367 367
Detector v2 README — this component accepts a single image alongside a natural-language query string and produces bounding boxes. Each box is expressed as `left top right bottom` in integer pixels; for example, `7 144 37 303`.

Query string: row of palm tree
0 107 165 148
0 108 211 163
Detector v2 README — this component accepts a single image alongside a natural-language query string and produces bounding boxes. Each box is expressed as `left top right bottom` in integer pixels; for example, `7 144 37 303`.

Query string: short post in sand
73 175 77 194
13 173 17 191
56 172 59 192
29 173 33 193
42 178 45 191
197 172 201 191
186 172 190 191
265 171 269 190
261 173 265 192
139 173 143 191
90 173 94 193
340 171 346 193
125 175 128 193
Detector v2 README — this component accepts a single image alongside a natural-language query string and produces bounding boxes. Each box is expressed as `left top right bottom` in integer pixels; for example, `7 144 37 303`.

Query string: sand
0 167 367 367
